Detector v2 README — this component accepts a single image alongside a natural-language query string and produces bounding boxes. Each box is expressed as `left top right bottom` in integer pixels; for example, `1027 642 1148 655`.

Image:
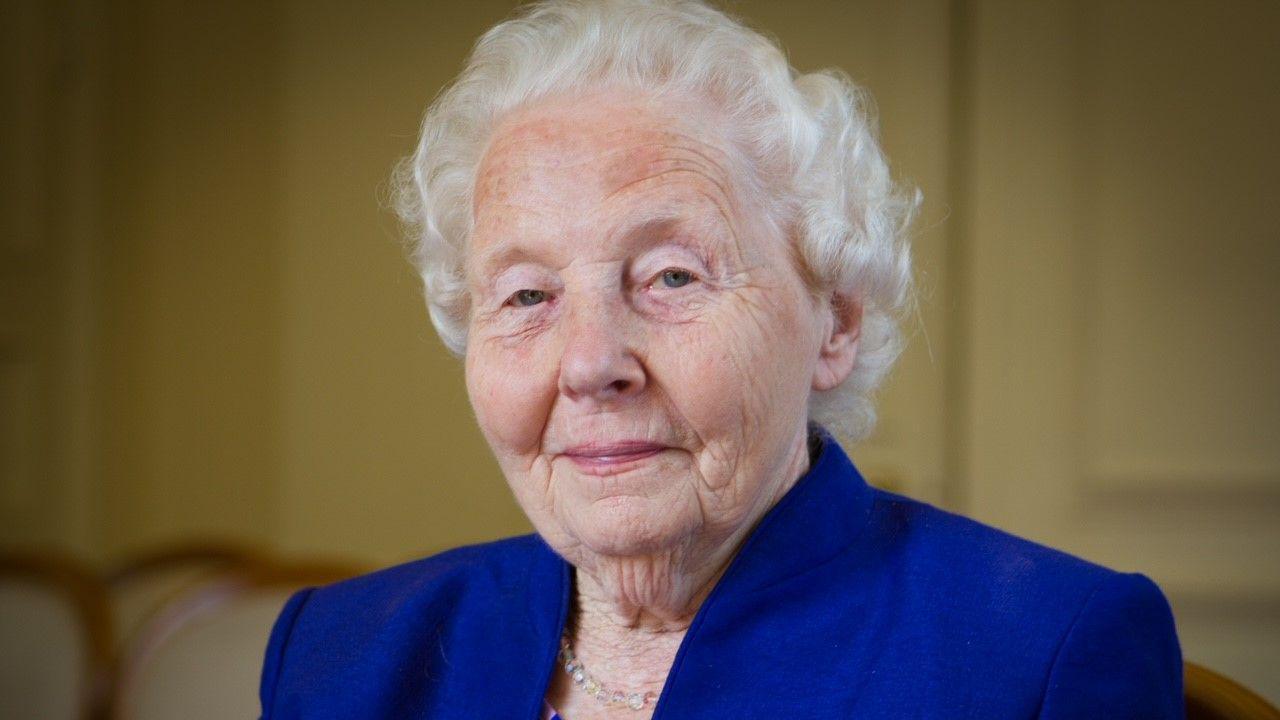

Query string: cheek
659 289 815 437
667 336 747 423
465 338 556 457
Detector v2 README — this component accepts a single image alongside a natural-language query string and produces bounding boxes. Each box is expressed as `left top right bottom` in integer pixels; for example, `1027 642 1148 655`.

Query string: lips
561 441 666 474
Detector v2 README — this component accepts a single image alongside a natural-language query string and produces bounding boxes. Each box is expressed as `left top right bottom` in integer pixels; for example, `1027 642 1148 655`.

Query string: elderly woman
259 1 1182 718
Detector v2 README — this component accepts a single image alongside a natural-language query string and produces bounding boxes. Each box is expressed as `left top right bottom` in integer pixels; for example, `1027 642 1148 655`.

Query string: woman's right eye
508 288 547 307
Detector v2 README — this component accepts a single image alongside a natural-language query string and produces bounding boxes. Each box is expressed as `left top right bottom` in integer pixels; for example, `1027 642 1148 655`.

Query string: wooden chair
109 560 361 720
1186 661 1280 720
0 553 112 720
105 541 259 649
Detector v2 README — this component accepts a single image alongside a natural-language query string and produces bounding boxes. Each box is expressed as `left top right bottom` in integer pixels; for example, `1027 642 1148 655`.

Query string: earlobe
812 292 863 392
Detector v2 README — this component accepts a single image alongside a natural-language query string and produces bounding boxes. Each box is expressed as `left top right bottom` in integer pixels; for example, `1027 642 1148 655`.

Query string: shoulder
271 533 547 637
304 532 545 610
866 487 1125 606
859 489 1183 716
259 534 549 716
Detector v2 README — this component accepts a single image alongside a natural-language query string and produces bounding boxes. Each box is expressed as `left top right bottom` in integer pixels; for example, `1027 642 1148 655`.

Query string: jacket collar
704 422 876 594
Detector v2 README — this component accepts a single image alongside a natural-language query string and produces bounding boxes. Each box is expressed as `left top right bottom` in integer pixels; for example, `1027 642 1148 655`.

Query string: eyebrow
627 216 722 271
470 211 719 284
619 214 683 250
470 242 541 283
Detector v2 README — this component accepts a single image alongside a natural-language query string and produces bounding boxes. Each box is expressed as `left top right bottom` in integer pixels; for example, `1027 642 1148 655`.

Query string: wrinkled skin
464 88 861 716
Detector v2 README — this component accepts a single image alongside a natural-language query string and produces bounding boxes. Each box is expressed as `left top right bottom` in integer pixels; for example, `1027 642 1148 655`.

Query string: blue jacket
259 427 1183 718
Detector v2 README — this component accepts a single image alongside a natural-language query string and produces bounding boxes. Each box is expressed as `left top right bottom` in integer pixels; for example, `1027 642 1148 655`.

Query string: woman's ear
812 291 862 392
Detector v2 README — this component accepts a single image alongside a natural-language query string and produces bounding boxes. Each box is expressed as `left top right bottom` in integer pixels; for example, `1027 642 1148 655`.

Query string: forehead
472 90 744 228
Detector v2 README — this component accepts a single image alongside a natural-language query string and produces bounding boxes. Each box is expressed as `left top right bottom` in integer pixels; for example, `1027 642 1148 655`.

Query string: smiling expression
464 88 825 568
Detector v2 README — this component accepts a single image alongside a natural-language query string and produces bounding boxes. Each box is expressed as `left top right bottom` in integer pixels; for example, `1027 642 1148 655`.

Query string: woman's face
465 89 826 571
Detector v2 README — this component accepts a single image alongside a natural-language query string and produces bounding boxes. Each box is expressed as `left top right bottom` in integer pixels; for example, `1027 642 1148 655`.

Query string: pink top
543 699 561 719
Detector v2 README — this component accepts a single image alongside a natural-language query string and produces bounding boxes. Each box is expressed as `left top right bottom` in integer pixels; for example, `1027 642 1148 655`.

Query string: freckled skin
464 88 858 717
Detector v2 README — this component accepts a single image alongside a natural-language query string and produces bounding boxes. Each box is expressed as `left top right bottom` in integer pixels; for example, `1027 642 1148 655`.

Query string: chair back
0 554 111 720
111 562 358 720
1186 661 1280 720
106 542 258 648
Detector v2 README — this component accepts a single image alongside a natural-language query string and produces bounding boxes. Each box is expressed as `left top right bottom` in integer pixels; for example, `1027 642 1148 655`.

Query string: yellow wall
96 0 284 558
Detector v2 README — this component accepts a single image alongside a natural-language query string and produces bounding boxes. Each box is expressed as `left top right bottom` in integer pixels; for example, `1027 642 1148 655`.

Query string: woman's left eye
507 288 548 307
654 268 696 289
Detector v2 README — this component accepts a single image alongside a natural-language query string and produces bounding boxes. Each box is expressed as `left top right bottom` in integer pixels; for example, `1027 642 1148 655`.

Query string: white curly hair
393 0 917 441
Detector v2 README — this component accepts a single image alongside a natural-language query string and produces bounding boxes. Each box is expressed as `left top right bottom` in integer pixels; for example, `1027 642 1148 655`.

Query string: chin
572 498 693 558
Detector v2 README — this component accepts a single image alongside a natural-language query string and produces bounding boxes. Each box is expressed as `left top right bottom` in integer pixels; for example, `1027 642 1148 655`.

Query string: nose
557 299 646 403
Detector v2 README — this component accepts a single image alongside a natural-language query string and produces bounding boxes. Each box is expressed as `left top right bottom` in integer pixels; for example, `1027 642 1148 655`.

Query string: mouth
561 442 666 475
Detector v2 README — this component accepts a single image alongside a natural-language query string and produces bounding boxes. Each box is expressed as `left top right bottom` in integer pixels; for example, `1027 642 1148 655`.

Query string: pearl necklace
558 632 659 711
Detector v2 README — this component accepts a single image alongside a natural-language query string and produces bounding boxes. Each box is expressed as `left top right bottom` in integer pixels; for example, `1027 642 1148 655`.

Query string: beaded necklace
557 632 658 711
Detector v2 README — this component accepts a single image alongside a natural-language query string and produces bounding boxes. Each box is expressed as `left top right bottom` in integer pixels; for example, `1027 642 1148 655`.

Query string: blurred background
2 0 1278 714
